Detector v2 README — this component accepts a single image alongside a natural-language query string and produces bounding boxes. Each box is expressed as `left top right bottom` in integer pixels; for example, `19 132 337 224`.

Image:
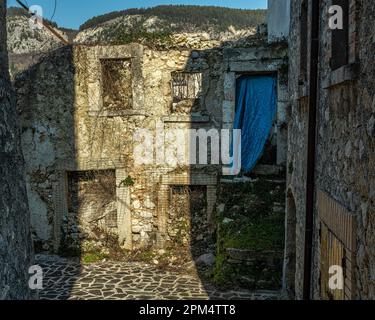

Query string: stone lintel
162 115 210 123
161 173 217 186
57 158 126 171
88 110 147 117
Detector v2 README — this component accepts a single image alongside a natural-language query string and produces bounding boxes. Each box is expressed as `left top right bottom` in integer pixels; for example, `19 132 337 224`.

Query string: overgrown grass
212 178 286 288
220 214 285 251
81 252 107 264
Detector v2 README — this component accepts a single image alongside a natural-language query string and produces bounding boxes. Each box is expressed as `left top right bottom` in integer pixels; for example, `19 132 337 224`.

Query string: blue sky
7 0 267 29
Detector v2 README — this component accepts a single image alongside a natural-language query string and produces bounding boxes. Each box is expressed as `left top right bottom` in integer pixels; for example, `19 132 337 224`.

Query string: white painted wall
267 0 291 43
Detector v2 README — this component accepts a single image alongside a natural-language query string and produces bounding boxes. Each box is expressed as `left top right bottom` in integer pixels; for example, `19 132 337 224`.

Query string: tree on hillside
79 5 266 31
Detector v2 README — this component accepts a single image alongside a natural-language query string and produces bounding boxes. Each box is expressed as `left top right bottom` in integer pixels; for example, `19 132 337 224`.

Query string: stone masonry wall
15 35 288 255
285 0 309 299
288 0 375 299
0 0 34 300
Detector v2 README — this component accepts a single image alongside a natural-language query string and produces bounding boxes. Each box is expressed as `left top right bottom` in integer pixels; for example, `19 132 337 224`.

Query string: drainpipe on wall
303 0 320 300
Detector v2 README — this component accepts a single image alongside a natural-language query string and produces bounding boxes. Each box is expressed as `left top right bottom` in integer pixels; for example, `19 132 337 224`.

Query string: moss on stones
81 252 107 264
213 177 285 290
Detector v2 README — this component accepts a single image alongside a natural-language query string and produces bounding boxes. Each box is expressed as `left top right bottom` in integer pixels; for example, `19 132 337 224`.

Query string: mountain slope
6 5 267 54
80 5 266 32
6 7 74 54
75 5 267 46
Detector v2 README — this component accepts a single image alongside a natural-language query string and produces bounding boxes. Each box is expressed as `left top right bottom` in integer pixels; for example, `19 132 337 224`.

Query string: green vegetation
119 175 135 187
216 179 285 252
212 178 285 289
133 249 156 262
8 5 266 47
112 28 173 47
80 5 266 31
81 252 107 264
220 214 285 251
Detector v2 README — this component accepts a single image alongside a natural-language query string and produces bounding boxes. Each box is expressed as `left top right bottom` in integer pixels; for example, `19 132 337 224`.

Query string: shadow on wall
14 36 288 299
154 44 287 295
0 1 34 300
15 45 79 299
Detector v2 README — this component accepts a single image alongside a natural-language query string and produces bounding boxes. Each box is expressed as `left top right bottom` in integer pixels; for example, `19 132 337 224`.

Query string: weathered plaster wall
0 0 34 300
288 0 375 299
15 46 75 252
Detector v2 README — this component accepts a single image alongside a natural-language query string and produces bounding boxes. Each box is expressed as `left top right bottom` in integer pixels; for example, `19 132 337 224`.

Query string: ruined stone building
14 27 288 262
2 0 375 301
0 0 33 300
287 0 375 299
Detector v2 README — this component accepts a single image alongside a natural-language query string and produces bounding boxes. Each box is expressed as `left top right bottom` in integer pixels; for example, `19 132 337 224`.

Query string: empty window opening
101 58 133 111
330 0 349 70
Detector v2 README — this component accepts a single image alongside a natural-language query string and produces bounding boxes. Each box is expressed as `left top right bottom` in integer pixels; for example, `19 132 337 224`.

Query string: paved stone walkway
35 255 279 300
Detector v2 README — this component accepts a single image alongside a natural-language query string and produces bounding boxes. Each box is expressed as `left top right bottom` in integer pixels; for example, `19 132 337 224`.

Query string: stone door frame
222 48 289 165
52 158 132 252
156 173 217 248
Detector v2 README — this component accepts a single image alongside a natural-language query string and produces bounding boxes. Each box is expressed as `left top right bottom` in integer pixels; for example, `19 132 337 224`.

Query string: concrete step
252 165 285 176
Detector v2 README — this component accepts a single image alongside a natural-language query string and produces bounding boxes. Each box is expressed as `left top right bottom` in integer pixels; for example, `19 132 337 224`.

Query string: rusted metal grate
171 72 202 102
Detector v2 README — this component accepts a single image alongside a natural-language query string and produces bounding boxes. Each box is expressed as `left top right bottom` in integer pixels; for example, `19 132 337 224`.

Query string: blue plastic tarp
233 75 277 173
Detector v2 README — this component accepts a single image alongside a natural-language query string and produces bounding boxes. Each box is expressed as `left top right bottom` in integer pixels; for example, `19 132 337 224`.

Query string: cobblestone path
35 255 279 300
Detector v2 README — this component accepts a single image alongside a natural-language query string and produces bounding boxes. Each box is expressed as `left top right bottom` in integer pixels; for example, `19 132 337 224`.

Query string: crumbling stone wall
15 46 75 252
0 0 33 300
167 185 210 258
15 34 288 257
288 0 375 299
